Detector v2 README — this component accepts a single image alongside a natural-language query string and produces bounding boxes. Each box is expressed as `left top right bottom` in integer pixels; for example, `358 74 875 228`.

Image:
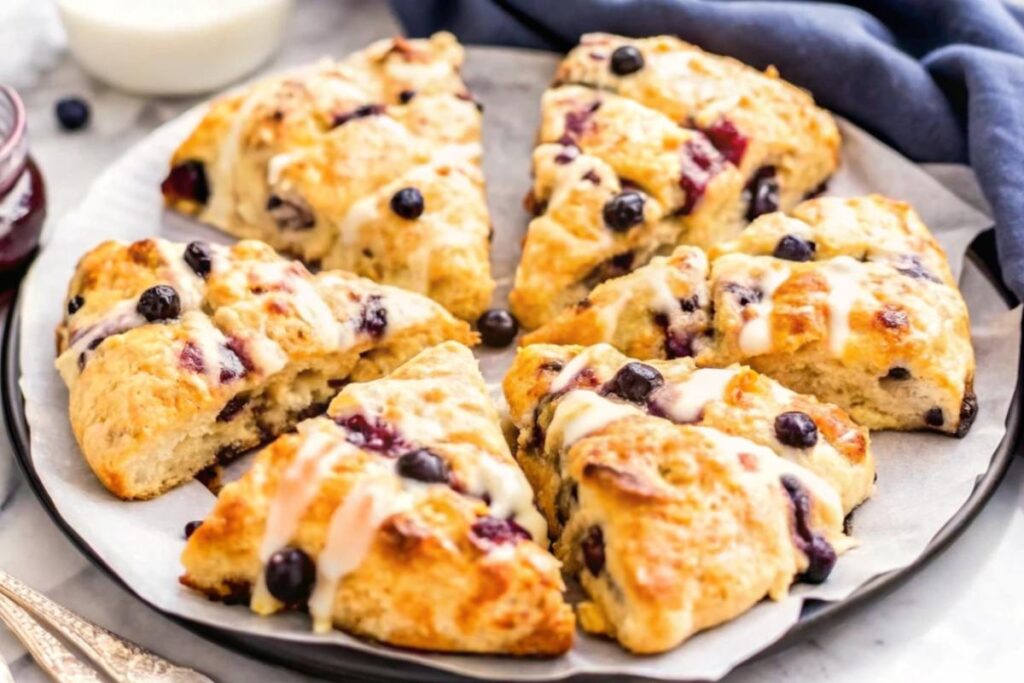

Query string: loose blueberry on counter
67 295 84 316
398 89 416 104
607 362 664 404
265 547 316 605
602 191 645 232
773 235 816 262
55 97 90 131
924 407 944 428
161 160 210 204
184 241 213 278
610 45 644 75
183 520 202 539
476 309 519 347
136 285 181 322
396 449 449 484
884 366 911 380
744 166 780 221
774 411 819 448
581 526 606 575
390 187 425 220
471 516 531 545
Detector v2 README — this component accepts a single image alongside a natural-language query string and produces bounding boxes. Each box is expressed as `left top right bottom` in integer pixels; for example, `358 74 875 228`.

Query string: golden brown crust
181 343 574 655
163 33 493 320
56 238 476 499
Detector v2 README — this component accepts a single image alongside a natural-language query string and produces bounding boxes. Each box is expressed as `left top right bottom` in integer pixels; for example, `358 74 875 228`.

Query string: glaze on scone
161 32 494 321
509 33 839 329
181 343 574 655
56 238 476 500
504 343 873 515
502 358 851 653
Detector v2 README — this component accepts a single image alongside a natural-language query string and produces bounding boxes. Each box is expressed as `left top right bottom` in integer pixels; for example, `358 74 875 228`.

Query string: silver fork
0 570 215 682
0 592 102 682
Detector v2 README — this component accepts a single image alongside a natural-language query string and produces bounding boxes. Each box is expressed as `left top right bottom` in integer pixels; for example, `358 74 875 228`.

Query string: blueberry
610 45 644 75
924 407 944 427
136 285 181 322
398 89 416 104
337 414 407 456
179 342 205 374
216 394 249 422
184 520 202 539
219 339 252 382
396 449 449 484
267 194 315 231
476 309 519 347
884 367 911 380
956 392 978 438
357 294 388 338
390 187 425 219
608 362 664 403
55 97 90 131
580 526 605 575
161 160 209 204
723 282 762 307
67 295 84 316
800 534 838 584
892 254 940 283
471 516 531 545
184 241 213 278
331 103 385 127
774 411 818 448
744 166 780 221
702 119 748 166
264 547 316 606
773 235 816 262
602 191 645 232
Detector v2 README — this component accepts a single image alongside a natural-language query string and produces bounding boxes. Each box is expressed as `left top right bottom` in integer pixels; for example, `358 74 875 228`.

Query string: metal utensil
0 592 102 682
0 571 215 683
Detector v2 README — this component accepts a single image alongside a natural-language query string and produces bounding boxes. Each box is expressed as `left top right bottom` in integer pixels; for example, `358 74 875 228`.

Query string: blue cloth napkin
391 0 1024 302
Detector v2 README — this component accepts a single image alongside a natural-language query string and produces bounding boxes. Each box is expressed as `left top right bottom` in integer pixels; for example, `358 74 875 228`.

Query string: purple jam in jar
0 86 46 279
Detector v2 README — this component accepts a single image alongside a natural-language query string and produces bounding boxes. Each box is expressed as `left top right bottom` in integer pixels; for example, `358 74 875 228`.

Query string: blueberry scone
509 33 839 329
504 343 873 515
181 342 574 655
503 350 852 653
56 238 476 500
161 33 494 321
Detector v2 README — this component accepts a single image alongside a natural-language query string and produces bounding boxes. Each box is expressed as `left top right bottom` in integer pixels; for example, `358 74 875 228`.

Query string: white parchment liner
16 48 1021 681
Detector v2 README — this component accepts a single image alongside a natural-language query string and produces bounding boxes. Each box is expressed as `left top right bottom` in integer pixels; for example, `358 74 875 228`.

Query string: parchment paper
16 48 1021 681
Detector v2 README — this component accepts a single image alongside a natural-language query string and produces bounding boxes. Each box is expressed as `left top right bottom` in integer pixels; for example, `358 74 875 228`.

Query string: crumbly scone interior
56 238 475 499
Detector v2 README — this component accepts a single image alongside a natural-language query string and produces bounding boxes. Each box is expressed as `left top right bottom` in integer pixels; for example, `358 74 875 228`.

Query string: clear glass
0 85 45 280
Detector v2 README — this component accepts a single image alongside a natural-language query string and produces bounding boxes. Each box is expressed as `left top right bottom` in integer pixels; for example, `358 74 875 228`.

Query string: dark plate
4 235 1020 682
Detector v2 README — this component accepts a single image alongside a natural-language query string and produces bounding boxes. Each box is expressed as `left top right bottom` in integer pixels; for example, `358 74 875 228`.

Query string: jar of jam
0 85 45 280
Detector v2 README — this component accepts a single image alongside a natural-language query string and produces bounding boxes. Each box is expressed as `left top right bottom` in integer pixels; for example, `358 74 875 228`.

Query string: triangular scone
509 33 839 329
161 33 493 320
521 246 712 360
56 238 476 500
503 383 850 653
504 344 873 515
709 195 956 287
181 343 575 656
703 250 975 435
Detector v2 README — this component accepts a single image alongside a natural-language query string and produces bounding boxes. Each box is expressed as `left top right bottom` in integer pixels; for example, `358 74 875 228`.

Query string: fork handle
0 592 102 682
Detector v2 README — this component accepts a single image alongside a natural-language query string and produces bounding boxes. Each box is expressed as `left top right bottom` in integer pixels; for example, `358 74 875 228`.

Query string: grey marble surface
2 1 1022 680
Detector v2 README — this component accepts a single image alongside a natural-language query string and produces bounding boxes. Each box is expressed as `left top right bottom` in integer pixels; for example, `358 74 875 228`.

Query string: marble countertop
2 1 1022 680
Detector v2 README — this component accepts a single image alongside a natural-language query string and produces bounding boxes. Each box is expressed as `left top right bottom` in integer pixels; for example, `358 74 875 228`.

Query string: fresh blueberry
773 235 816 262
744 166 780 221
800 534 838 584
774 411 819 448
67 295 84 316
184 520 202 539
602 191 645 232
357 294 388 338
471 516 531 545
337 414 407 456
607 362 664 404
184 241 213 278
398 89 416 104
390 187 425 219
161 160 209 204
396 449 449 484
476 309 519 347
264 547 316 606
956 393 978 438
580 526 605 575
924 407 944 427
136 285 181 322
610 45 644 75
55 97 90 131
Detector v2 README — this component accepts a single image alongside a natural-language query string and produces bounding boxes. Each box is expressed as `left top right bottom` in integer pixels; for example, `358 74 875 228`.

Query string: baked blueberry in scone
502 362 851 653
161 33 494 321
504 343 873 516
56 238 476 500
509 33 839 329
181 342 575 655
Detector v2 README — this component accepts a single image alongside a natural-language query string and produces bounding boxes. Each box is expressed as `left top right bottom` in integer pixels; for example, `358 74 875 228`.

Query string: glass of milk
56 0 294 96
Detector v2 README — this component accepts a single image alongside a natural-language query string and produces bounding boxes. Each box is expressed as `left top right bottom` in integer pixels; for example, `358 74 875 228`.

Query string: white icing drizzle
180 312 225 384
550 345 605 394
545 390 642 452
819 256 862 357
267 152 300 186
652 367 739 424
66 299 146 371
249 261 347 348
155 240 206 312
737 265 790 356
462 455 548 544
308 472 404 632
